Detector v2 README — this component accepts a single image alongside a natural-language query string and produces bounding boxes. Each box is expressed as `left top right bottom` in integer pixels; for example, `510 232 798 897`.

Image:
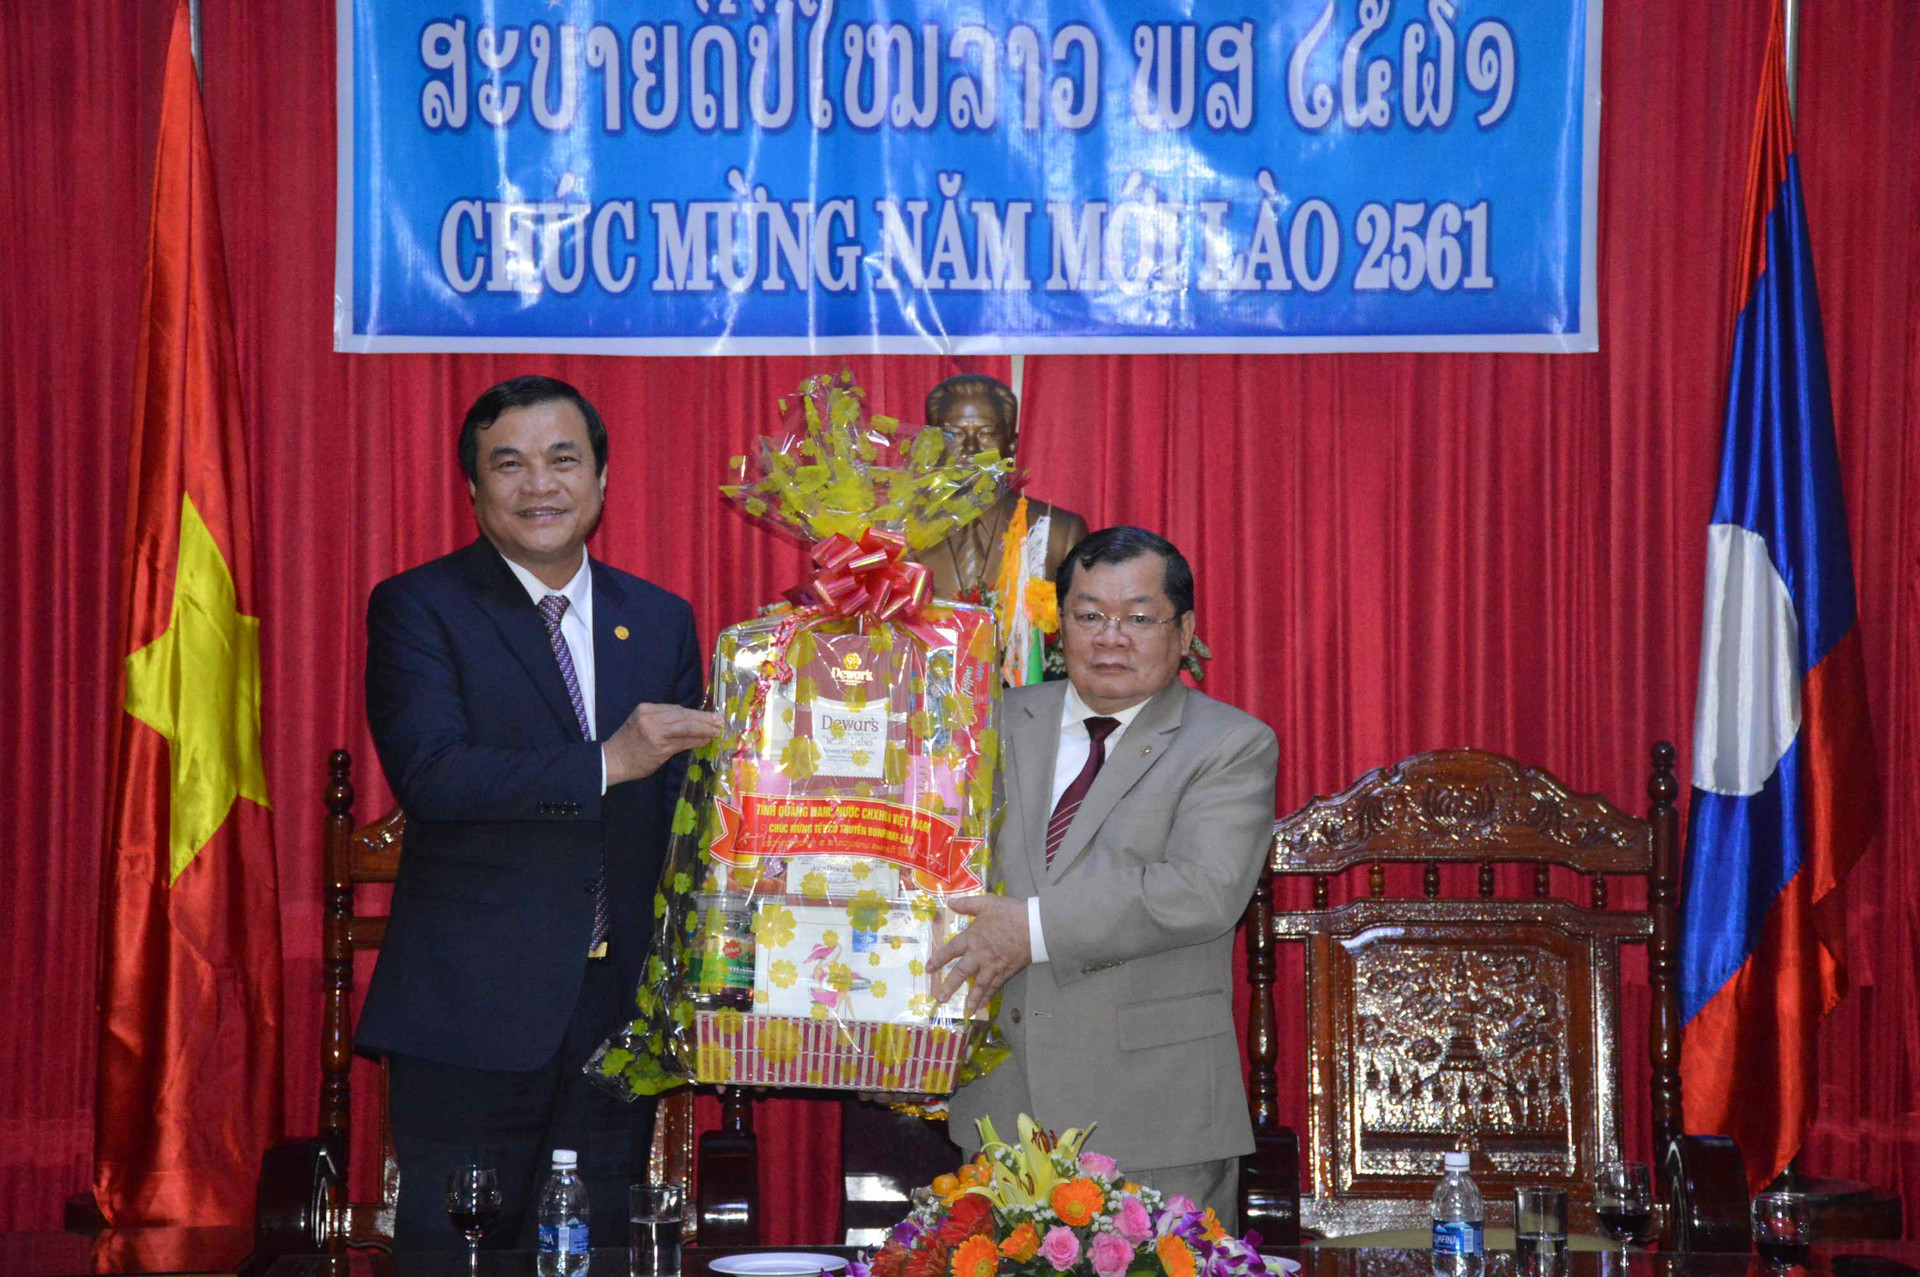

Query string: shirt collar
1061 680 1154 736
498 547 592 616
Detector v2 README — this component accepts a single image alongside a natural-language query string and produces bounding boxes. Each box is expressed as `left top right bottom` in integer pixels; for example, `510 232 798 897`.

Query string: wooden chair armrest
254 1134 345 1261
1239 1125 1301 1246
697 1091 760 1246
1661 1134 1750 1253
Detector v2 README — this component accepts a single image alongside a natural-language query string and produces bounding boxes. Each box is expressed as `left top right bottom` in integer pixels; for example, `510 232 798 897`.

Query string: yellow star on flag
124 494 271 883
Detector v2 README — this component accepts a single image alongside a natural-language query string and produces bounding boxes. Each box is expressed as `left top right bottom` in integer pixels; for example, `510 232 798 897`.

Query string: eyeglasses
1066 610 1183 635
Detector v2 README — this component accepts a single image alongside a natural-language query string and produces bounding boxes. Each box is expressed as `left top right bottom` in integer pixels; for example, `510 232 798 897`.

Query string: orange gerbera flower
1201 1207 1228 1243
1049 1177 1105 1227
1157 1236 1198 1277
999 1222 1041 1263
951 1235 999 1277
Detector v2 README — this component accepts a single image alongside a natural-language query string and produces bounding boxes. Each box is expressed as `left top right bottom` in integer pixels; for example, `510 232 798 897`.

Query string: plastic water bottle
1430 1151 1484 1277
536 1149 590 1277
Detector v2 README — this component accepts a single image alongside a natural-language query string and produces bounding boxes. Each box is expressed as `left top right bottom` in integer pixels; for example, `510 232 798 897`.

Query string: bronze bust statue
916 374 1089 602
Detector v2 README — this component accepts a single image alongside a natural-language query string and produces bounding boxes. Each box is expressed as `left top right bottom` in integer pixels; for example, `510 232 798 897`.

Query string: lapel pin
1141 746 1153 756
614 625 631 640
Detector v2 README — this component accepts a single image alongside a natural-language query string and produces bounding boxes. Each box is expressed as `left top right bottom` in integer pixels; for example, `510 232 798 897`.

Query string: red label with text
710 793 982 894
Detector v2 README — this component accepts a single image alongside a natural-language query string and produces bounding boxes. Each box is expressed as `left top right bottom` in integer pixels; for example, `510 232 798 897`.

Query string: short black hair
458 375 608 484
1055 526 1195 618
924 373 1018 434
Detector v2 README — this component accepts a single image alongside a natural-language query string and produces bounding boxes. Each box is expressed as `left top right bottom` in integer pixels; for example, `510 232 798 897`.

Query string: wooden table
1267 1249 1919 1277
257 1243 1920 1277
0 1227 254 1277
256 1248 861 1277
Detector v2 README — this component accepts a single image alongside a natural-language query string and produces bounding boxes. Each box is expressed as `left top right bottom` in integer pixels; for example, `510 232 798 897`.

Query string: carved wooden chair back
313 748 697 1249
1241 746 1685 1240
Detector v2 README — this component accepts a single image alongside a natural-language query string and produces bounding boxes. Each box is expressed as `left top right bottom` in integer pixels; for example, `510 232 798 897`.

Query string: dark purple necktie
1045 716 1120 868
537 594 609 956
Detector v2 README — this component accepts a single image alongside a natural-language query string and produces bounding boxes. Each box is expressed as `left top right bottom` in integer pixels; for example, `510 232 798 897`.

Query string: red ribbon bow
786 529 933 626
739 531 945 746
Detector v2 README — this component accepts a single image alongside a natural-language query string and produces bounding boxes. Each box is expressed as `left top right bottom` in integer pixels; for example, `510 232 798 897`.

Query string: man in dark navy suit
359 376 722 1251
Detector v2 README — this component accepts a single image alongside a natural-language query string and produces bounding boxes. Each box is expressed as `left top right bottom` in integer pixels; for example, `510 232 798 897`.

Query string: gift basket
591 371 1015 1099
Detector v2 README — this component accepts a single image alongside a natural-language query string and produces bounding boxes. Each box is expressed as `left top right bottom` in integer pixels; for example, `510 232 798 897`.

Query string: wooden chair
1237 744 1749 1251
256 750 732 1257
840 1105 963 1246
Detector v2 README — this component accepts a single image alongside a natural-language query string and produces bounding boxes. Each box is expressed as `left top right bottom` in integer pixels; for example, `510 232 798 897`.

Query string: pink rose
1091 1234 1136 1277
1116 1197 1155 1245
1039 1226 1082 1272
1079 1152 1120 1179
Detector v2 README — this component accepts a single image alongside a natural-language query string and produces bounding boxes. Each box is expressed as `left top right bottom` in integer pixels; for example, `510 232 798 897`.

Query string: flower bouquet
859 1117 1281 1277
588 371 1015 1100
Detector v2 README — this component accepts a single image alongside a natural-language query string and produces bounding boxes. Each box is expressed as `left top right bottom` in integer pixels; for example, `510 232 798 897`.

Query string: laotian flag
1678 6 1880 1192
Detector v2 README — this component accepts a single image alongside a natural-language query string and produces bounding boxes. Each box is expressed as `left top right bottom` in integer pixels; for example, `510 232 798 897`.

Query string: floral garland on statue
990 498 1061 687
977 506 1209 687
856 1117 1276 1277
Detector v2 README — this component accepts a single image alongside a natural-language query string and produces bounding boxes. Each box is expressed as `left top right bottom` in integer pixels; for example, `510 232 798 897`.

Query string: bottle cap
1443 1151 1471 1171
553 1148 579 1168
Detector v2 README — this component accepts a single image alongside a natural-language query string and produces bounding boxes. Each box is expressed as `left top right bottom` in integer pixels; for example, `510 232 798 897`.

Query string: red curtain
4 0 1917 1239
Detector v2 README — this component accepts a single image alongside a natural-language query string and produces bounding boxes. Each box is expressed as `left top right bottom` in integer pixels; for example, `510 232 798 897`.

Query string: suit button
1010 1008 1022 1024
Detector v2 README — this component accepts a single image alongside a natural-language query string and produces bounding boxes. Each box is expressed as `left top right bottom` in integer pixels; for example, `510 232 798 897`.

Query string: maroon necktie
537 594 609 956
1045 716 1120 868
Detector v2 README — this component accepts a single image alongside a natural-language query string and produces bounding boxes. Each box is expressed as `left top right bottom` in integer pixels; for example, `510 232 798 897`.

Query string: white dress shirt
1027 683 1153 963
498 548 606 792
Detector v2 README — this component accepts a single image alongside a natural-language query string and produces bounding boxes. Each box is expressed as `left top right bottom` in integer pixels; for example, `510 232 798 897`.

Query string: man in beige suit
933 526 1278 1229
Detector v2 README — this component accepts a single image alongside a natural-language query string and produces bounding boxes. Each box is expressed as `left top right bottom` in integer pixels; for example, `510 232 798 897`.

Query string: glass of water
630 1183 684 1276
1514 1186 1569 1277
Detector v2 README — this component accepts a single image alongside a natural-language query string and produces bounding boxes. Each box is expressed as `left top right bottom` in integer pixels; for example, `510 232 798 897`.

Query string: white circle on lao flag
1690 523 1801 797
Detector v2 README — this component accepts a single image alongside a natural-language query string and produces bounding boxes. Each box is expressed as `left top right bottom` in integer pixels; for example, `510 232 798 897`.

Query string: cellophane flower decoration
721 368 1015 553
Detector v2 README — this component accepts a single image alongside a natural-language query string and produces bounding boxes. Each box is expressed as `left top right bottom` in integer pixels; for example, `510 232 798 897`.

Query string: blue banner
335 0 1600 354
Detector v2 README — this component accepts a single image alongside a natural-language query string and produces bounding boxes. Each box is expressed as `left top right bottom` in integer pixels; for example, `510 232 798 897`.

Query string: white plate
1260 1257 1304 1274
709 1255 851 1276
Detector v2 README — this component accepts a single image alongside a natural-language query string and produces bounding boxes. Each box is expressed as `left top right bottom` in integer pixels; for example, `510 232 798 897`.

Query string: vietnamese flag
92 0 284 1225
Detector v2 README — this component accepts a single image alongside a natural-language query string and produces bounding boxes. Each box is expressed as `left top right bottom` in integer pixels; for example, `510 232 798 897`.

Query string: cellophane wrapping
590 372 1014 1098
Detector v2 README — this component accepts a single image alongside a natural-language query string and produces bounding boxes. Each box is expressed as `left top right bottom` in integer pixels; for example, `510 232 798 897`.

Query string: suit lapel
591 559 638 740
1045 680 1187 884
461 539 587 741
1008 683 1068 895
